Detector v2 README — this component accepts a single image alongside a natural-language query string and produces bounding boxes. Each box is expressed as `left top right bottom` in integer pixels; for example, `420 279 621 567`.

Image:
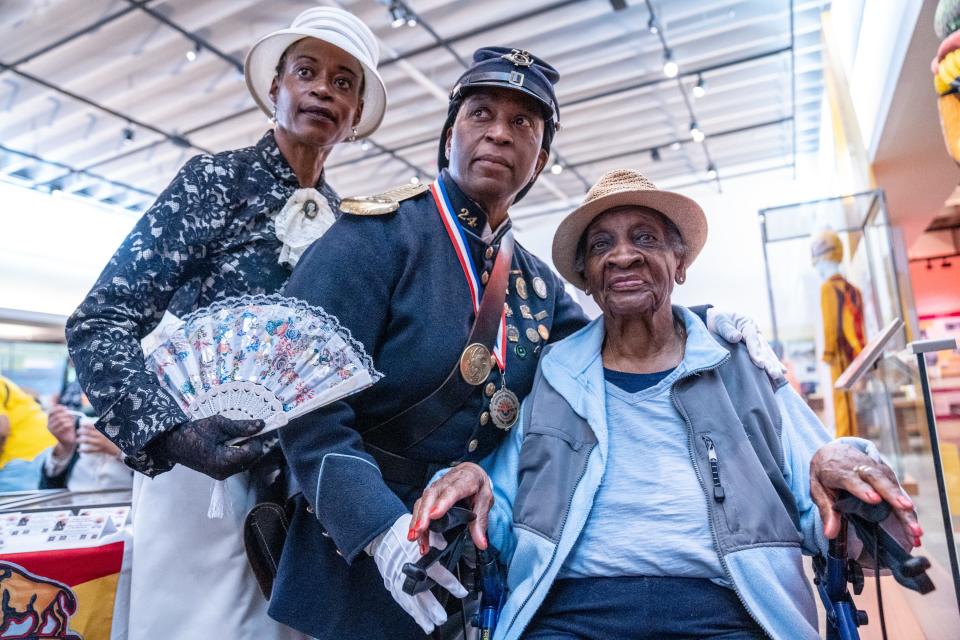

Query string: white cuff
44 447 73 477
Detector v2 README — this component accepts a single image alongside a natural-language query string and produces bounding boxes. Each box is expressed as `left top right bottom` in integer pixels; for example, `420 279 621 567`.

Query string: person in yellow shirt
0 374 56 490
811 230 866 437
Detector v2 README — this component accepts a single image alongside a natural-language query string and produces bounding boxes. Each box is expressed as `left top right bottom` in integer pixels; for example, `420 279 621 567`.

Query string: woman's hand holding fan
149 415 266 481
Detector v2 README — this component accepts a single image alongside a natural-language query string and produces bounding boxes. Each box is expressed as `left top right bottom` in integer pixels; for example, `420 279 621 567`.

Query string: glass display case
760 190 960 632
759 190 915 457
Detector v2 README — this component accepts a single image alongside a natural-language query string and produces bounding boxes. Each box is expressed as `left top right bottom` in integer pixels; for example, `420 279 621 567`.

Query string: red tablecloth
1 540 125 639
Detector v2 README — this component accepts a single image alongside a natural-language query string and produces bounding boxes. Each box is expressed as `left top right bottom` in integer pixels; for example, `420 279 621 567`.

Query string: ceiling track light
692 74 706 99
662 49 678 78
185 41 201 62
705 163 717 180
389 3 405 28
669 141 681 152
388 2 417 28
943 257 953 268
550 162 564 175
410 175 421 185
122 125 135 146
647 16 659 34
689 121 704 143
650 148 661 162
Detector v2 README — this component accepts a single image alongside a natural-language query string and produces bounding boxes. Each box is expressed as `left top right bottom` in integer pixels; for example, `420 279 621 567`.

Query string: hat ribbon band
457 71 557 120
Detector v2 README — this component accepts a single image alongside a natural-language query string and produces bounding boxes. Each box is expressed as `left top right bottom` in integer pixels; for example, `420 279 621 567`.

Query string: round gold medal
537 324 550 341
515 277 528 299
460 343 493 385
490 387 520 430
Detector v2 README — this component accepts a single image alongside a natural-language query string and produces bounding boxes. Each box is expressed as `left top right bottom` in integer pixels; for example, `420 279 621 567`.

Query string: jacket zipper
701 435 725 502
505 441 595 638
670 357 772 638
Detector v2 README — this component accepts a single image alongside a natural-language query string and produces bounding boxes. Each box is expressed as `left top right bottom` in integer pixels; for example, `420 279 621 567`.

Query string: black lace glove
148 415 265 480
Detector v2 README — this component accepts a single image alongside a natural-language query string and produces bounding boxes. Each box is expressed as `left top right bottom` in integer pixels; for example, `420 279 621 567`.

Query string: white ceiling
0 0 829 217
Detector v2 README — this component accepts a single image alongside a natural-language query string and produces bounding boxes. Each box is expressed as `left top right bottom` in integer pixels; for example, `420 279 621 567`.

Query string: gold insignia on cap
340 182 430 216
502 49 534 67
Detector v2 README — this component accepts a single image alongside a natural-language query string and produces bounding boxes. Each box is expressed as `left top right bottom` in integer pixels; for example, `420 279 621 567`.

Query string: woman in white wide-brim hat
65 7 386 640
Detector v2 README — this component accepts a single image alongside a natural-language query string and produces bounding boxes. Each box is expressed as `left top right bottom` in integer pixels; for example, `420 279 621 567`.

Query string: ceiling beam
380 0 587 68
0 63 207 153
328 44 795 172
126 0 243 73
567 116 793 168
1 143 156 198
2 0 157 70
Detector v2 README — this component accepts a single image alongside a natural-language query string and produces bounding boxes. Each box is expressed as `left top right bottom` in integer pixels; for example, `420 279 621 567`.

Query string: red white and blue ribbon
431 178 507 371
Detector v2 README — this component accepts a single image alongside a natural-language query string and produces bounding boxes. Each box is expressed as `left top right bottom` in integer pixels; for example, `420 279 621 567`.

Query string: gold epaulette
339 182 430 216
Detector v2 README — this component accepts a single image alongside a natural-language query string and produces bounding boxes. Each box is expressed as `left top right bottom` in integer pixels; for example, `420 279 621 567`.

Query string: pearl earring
348 127 358 142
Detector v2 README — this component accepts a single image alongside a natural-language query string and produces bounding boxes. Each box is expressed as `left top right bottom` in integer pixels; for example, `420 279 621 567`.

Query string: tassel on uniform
208 479 228 519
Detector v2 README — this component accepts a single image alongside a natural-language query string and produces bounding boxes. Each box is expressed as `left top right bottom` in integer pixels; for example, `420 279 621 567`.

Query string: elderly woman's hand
408 462 494 554
810 442 922 547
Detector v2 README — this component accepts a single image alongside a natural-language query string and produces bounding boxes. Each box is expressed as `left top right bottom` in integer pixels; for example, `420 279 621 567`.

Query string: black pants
523 576 767 640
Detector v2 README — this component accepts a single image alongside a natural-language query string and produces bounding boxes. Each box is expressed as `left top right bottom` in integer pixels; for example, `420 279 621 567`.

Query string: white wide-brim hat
552 169 708 290
244 7 387 139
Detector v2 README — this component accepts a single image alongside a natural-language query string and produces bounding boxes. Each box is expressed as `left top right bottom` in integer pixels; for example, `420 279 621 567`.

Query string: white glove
367 513 468 634
706 308 786 380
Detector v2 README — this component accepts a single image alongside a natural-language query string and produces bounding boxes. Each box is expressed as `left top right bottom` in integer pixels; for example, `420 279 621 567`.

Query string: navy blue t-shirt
603 367 676 393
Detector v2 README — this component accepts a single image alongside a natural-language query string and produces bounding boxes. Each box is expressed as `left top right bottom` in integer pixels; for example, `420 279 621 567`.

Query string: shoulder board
339 182 430 216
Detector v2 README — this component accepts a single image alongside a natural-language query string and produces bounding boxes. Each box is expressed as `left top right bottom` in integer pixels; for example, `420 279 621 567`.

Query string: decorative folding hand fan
144 294 382 516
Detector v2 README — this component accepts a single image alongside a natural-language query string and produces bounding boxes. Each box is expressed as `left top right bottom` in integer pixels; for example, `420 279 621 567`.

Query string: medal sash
431 179 507 371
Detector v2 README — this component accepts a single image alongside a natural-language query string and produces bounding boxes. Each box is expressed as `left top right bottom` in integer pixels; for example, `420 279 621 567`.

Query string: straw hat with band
552 169 708 290
244 7 387 139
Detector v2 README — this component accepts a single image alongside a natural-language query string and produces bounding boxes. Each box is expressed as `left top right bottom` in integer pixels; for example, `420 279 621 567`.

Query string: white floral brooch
273 188 336 268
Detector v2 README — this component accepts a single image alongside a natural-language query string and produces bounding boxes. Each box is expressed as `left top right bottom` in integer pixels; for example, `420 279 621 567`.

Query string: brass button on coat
481 271 490 285
485 382 496 397
468 439 479 453
485 246 495 259
480 411 490 426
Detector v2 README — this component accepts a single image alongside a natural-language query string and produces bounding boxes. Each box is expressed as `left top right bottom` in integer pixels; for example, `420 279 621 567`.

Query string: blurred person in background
0 374 55 491
40 401 132 492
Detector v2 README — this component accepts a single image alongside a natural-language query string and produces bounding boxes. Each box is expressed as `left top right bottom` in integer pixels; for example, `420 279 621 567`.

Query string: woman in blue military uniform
272 48 782 639
64 8 387 639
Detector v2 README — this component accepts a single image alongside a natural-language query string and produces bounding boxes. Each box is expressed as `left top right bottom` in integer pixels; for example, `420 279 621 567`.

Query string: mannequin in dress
811 229 866 437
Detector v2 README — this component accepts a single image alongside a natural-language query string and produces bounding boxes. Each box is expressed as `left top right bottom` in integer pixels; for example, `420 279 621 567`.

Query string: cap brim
552 190 707 290
456 80 556 120
244 30 387 138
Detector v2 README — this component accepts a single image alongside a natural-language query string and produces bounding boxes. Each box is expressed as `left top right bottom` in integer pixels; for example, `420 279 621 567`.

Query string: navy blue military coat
271 171 590 638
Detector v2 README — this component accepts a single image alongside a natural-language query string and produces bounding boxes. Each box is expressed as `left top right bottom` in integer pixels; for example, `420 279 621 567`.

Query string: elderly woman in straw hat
65 7 385 639
413 169 923 639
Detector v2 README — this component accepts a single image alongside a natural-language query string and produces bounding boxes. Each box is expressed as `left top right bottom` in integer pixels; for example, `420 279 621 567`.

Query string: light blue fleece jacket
475 309 875 640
